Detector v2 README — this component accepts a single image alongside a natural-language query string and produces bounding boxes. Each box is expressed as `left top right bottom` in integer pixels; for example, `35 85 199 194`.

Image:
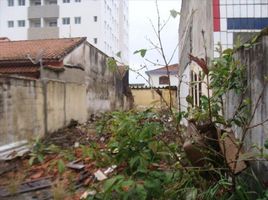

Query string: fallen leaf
30 170 44 179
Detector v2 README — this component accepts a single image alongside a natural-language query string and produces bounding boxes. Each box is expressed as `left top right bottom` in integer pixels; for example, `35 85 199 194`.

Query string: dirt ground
0 119 109 200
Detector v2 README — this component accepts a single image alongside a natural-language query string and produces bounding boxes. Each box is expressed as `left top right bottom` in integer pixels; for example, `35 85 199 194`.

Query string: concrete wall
225 36 268 183
131 87 177 110
0 76 44 145
43 42 131 115
0 42 131 146
0 75 88 146
178 0 213 111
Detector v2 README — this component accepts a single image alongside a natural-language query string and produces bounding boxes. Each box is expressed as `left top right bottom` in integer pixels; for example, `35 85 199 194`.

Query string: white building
178 0 268 111
145 64 179 88
0 0 129 63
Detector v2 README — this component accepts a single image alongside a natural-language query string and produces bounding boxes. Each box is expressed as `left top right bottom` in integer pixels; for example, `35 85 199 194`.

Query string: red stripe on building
213 0 220 32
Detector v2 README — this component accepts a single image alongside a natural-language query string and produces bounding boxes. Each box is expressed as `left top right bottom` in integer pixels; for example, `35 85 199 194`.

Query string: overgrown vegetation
10 1 267 200
100 24 268 199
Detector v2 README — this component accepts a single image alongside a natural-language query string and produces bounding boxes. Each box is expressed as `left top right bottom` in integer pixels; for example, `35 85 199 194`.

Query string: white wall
148 74 179 88
179 66 190 112
0 0 28 40
0 0 129 63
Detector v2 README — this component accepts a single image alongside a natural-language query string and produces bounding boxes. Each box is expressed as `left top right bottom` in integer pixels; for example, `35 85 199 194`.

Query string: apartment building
178 0 268 111
213 0 268 57
0 0 129 63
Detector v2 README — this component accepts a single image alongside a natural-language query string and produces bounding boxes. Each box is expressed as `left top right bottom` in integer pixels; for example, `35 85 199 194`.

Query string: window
74 17 81 24
75 0 81 2
8 0 14 6
30 19 41 27
94 16 97 22
63 0 70 3
159 76 170 85
18 20 25 27
47 0 57 4
227 18 268 30
33 0 41 5
18 0 25 6
7 21 14 28
93 38 97 44
62 17 70 25
49 21 57 27
190 70 202 107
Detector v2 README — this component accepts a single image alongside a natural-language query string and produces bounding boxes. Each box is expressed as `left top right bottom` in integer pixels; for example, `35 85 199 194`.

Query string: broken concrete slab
0 140 30 161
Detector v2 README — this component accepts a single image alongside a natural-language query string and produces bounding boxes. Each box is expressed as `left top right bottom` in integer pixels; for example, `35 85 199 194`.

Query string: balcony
28 27 59 40
28 4 59 19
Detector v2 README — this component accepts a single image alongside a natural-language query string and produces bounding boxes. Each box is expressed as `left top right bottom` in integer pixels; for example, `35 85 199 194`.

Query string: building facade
178 0 268 111
145 64 179 88
213 0 268 57
0 0 129 63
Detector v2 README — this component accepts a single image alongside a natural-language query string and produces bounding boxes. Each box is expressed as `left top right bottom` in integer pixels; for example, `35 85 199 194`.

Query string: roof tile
146 64 179 75
0 37 86 62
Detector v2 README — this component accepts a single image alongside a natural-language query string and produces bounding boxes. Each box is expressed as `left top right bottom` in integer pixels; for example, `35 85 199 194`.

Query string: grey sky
129 0 181 84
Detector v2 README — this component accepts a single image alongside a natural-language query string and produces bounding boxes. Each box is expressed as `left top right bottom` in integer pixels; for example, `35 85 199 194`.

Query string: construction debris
94 170 107 181
67 159 85 170
80 190 96 199
0 162 17 176
0 140 30 161
218 128 247 174
0 177 52 197
103 165 117 175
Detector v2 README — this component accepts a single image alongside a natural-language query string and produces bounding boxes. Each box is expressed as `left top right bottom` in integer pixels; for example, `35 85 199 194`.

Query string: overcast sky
129 0 181 84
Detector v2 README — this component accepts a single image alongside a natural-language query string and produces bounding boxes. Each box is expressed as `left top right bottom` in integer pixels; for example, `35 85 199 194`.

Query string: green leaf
106 57 117 72
134 49 147 58
135 184 147 200
37 154 44 163
29 156 35 166
264 139 268 149
186 95 193 105
57 159 65 175
148 141 158 153
222 48 233 55
116 51 121 58
186 188 197 200
121 179 134 189
170 9 180 18
243 43 251 48
129 156 140 169
103 175 124 192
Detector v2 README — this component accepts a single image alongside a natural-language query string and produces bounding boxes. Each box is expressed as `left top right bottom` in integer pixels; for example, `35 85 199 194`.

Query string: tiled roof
145 64 179 75
0 66 39 74
0 37 86 63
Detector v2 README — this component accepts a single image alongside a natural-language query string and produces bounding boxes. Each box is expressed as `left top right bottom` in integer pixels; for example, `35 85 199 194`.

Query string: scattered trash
75 170 93 189
218 129 247 174
94 170 107 181
80 190 96 199
104 165 117 175
74 142 80 148
183 123 207 167
67 159 85 170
